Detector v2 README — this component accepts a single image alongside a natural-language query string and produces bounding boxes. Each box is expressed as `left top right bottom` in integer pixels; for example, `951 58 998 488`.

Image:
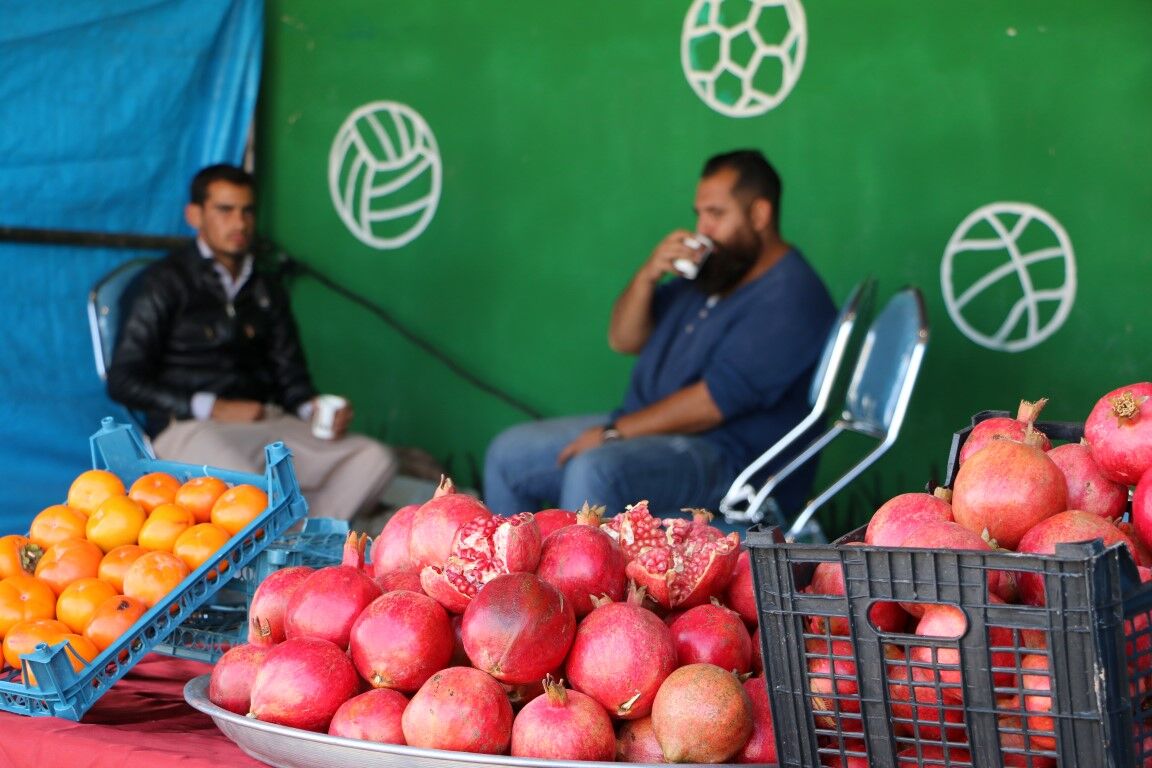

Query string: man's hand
557 425 610 465
643 229 700 283
211 399 264 422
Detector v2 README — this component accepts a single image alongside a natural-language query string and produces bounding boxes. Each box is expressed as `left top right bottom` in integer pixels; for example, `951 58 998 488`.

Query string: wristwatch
601 422 623 442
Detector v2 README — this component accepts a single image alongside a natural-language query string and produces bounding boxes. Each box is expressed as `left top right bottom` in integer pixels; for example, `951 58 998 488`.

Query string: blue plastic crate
156 517 350 662
0 417 309 720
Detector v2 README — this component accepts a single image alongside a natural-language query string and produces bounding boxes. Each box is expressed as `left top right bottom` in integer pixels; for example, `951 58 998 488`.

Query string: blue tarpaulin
0 1 262 533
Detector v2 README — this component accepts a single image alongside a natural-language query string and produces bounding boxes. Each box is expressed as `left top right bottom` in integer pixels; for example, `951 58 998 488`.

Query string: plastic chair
729 286 929 542
720 275 877 526
87 258 154 380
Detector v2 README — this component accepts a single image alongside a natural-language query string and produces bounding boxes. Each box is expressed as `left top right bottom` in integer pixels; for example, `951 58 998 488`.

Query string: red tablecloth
0 655 268 768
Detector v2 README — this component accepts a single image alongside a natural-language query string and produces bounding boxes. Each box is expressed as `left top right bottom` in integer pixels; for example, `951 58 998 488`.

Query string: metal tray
184 675 756 768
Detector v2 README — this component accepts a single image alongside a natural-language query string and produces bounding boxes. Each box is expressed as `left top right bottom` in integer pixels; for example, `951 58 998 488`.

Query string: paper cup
311 394 348 440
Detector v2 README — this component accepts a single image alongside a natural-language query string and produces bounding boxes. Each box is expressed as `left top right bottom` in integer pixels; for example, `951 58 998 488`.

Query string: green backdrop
257 0 1152 535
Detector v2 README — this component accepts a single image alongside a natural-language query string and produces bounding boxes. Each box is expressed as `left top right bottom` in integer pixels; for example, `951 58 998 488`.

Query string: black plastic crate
746 524 1152 768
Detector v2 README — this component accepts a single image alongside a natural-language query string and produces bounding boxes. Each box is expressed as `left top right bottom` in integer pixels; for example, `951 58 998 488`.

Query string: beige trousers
153 414 397 521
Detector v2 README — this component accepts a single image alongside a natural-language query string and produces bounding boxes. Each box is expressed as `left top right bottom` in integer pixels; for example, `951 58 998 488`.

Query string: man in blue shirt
483 150 836 519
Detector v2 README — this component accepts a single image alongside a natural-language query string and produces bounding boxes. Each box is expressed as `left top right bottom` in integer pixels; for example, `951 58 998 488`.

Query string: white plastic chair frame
720 276 877 526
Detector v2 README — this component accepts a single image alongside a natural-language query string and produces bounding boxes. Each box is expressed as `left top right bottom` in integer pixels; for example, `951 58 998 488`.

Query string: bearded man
483 149 836 520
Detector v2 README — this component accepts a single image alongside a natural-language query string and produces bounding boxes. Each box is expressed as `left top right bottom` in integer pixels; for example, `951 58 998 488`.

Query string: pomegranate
401 666 513 754
327 688 408 743
420 511 541 613
1133 467 1152 555
248 636 359 731
1084 382 1152 484
601 500 668 560
896 744 973 766
1016 509 1141 606
376 564 423 593
806 638 864 733
908 599 1018 699
804 544 909 634
897 520 1006 612
283 532 382 648
736 675 777 764
1017 653 1056 751
620 504 741 609
668 601 753 672
370 503 419 577
348 589 454 692
885 654 968 743
535 504 627 617
751 624 763 674
533 507 578 540
246 564 313 644
509 675 616 760
616 716 667 763
724 549 758 626
651 663 753 763
565 588 677 719
461 572 575 684
951 429 1067 550
208 618 273 715
1046 441 1129 521
998 715 1059 768
864 488 954 548
958 398 1051 464
407 476 491 569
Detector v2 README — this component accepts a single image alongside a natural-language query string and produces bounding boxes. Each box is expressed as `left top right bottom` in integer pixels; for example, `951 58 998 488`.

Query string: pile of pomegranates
209 479 772 763
792 382 1152 767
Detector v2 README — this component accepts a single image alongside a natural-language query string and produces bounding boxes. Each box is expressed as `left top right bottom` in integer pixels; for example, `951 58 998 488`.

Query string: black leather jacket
107 243 316 436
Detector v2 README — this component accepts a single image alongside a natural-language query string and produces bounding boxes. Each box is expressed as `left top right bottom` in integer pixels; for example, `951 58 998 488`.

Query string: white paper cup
674 234 715 279
311 394 348 440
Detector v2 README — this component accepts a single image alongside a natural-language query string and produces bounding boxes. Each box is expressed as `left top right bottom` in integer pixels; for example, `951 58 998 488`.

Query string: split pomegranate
534 504 627 617
668 601 753 672
1084 382 1152 484
565 588 677 719
406 476 492 569
650 662 753 763
248 636 360 732
509 676 616 760
864 488 954 548
401 666 513 754
951 428 1067 550
348 589 454 692
369 503 419 577
327 688 408 743
208 618 273 715
601 500 668 560
619 504 741 609
420 511 541 613
1046 441 1129 521
245 564 312 644
958 398 1051 464
283 532 382 648
461 572 575 684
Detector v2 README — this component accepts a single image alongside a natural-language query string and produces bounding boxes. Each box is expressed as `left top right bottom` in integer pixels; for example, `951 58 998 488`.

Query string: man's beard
693 233 760 295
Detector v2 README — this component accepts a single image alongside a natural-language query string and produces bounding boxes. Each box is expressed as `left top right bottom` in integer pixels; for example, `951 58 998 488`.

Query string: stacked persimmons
0 468 267 683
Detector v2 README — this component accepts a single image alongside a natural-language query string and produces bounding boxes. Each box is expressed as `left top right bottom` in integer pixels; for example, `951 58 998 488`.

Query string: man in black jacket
108 164 396 521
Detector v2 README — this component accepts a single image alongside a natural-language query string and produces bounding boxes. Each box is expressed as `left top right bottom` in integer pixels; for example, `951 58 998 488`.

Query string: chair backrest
840 287 929 437
718 275 876 524
87 258 154 380
806 275 877 410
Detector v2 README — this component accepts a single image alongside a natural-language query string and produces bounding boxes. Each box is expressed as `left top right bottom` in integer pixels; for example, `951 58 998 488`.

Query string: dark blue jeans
482 414 737 521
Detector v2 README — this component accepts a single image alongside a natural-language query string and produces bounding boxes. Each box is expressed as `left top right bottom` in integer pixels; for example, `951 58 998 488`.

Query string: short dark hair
701 149 783 230
189 164 255 205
